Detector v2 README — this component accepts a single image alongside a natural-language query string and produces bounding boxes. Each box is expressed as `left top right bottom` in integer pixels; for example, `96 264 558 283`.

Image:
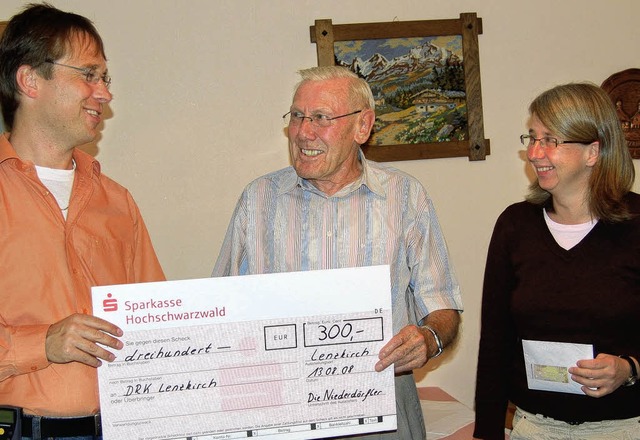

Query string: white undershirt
35 160 76 220
543 208 598 250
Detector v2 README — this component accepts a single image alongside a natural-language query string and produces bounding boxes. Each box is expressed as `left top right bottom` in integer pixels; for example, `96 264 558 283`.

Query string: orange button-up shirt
0 134 165 416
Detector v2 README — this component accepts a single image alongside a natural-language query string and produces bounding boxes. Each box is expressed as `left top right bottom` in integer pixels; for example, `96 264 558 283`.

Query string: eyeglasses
45 60 112 89
520 134 594 149
283 110 362 128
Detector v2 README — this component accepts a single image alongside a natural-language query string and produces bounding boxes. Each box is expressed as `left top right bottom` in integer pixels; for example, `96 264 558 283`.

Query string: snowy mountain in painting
341 41 460 82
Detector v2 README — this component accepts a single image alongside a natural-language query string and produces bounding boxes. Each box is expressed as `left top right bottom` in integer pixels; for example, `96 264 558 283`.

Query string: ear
354 108 375 145
585 141 600 167
16 65 40 99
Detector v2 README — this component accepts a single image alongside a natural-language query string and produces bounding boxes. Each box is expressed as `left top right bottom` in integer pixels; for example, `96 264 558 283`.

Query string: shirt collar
278 148 386 198
0 132 100 177
72 147 101 177
0 133 18 164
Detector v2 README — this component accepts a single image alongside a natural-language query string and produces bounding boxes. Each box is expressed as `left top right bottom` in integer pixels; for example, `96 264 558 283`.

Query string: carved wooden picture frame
310 13 489 161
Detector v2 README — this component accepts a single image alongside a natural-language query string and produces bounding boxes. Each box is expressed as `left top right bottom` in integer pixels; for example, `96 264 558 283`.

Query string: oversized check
92 265 396 440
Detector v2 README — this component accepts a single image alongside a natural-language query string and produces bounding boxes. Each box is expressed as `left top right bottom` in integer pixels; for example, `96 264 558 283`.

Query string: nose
526 139 545 161
295 117 317 140
93 81 113 103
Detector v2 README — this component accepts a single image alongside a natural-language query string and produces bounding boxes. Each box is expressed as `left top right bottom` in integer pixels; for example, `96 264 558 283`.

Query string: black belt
21 413 101 438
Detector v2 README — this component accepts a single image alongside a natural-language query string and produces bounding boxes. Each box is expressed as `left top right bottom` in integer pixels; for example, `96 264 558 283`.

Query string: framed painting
310 13 490 161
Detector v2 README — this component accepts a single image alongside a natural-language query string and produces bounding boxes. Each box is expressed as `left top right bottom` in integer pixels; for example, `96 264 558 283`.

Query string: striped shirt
212 153 463 333
212 153 463 439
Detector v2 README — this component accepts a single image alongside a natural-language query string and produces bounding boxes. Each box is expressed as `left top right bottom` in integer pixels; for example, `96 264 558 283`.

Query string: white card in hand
522 339 593 395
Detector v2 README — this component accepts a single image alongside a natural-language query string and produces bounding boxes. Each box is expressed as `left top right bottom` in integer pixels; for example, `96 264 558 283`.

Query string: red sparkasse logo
103 293 118 312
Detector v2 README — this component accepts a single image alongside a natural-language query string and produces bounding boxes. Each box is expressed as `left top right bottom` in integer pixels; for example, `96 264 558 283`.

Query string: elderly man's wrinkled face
287 77 371 196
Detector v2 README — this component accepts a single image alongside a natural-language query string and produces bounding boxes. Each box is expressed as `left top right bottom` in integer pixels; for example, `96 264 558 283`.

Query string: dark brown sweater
474 195 640 439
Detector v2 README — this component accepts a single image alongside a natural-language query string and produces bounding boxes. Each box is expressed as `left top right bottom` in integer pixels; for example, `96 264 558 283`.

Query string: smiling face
526 114 599 203
35 32 112 150
287 77 374 195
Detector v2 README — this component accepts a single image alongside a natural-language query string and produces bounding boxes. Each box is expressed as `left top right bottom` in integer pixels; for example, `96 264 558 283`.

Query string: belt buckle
93 413 102 436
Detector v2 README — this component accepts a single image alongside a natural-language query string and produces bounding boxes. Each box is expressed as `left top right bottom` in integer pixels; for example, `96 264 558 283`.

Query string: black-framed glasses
520 134 594 149
45 60 112 89
283 110 362 128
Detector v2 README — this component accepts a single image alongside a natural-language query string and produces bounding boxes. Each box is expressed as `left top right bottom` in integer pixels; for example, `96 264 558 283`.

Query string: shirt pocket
83 235 135 285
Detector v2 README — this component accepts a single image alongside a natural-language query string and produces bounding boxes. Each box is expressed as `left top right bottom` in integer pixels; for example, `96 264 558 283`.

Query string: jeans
510 407 640 440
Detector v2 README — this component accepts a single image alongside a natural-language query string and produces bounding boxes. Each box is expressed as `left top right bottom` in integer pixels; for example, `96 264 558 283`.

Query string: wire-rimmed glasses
283 110 362 128
520 134 594 149
45 60 112 89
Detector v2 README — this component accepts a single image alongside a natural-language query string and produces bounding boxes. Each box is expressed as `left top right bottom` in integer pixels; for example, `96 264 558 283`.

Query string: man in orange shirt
0 4 165 439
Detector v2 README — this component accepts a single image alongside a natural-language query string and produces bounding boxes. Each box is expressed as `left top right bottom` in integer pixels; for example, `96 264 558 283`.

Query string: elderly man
213 66 462 439
0 4 164 439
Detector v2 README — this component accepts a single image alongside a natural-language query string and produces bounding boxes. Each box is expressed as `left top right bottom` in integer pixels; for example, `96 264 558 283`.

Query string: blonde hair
526 82 635 222
295 66 375 110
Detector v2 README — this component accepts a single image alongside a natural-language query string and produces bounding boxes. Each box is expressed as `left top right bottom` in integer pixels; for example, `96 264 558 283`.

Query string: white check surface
92 266 396 440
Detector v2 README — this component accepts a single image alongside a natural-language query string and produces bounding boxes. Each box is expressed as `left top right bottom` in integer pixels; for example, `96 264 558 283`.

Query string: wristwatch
421 325 443 358
619 355 638 387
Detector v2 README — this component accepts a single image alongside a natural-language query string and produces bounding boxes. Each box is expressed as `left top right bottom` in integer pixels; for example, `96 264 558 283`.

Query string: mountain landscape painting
334 35 467 147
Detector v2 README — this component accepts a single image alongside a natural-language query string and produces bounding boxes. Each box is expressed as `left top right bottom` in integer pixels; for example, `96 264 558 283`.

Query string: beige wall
2 0 639 408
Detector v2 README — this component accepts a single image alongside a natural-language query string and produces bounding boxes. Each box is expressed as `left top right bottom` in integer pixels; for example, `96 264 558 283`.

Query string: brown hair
0 3 106 130
526 82 635 222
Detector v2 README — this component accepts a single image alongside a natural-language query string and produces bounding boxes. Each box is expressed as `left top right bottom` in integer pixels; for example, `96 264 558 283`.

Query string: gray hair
294 66 375 110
